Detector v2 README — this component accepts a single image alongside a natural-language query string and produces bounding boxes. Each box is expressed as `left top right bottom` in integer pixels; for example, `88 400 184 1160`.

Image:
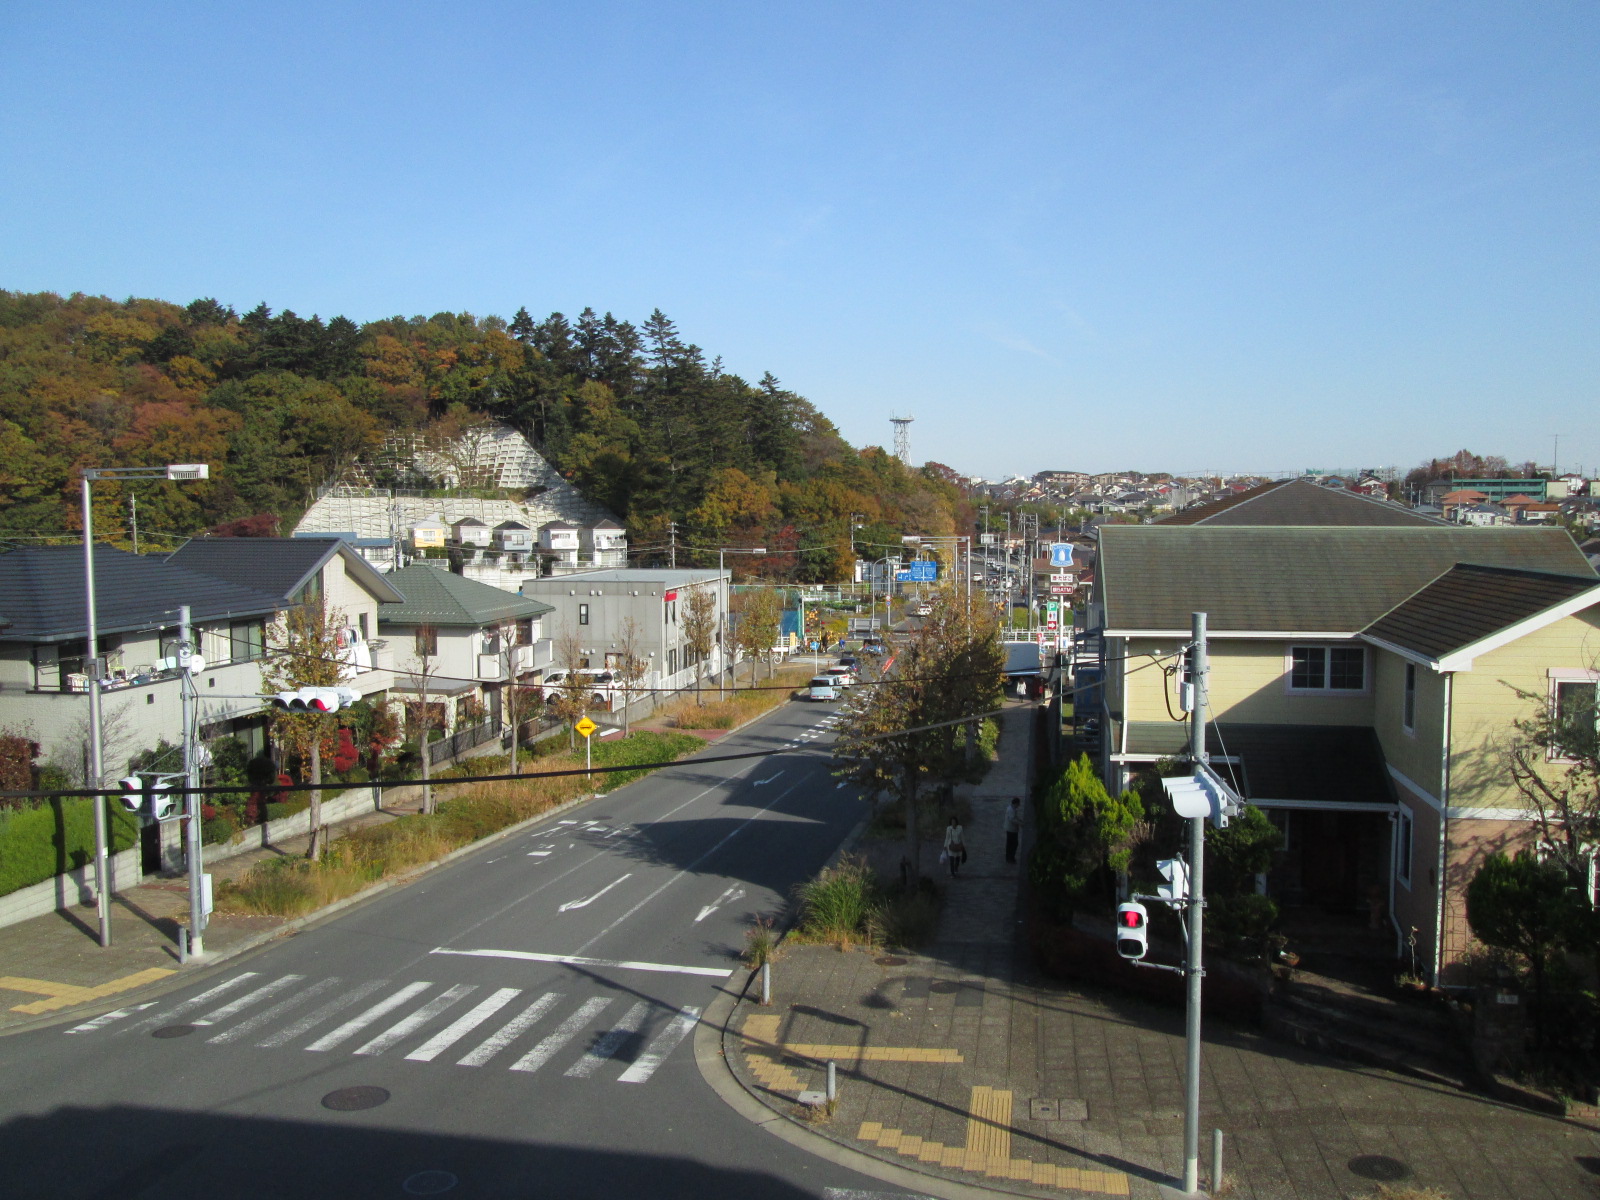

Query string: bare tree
400 624 443 814
496 618 529 774
549 625 589 747
614 615 647 736
683 587 717 706
262 602 347 858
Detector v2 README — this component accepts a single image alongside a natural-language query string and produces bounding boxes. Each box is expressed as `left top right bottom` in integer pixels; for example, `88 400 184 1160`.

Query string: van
807 676 841 702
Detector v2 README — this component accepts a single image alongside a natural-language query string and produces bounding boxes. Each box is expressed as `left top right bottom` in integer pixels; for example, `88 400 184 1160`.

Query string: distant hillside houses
295 424 628 589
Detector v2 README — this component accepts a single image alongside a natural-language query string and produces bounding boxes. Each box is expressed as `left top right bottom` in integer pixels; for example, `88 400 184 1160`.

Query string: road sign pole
1182 610 1208 1195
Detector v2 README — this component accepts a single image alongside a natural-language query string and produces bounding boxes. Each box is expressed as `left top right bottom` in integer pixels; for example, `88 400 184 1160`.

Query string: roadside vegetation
656 662 816 730
789 855 941 951
221 730 702 917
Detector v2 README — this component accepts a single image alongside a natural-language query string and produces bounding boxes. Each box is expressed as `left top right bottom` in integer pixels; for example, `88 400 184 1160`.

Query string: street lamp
82 463 209 948
717 547 765 698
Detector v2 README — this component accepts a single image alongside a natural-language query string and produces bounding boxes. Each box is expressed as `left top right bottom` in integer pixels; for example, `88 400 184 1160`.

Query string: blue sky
3 3 1595 480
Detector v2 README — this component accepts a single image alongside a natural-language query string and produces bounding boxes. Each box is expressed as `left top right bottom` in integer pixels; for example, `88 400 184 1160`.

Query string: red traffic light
1119 909 1145 929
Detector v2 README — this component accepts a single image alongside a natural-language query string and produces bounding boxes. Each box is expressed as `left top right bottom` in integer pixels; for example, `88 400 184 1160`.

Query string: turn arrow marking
753 771 784 786
694 884 747 923
558 874 632 913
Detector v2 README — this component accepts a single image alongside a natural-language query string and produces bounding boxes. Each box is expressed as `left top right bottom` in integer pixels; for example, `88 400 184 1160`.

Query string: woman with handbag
943 816 966 877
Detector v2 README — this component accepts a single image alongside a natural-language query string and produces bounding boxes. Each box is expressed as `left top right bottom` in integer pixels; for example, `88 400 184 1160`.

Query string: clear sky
3 3 1595 480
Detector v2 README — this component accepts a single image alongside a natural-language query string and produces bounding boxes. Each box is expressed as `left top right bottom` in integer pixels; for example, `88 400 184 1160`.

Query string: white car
824 666 857 686
807 676 841 701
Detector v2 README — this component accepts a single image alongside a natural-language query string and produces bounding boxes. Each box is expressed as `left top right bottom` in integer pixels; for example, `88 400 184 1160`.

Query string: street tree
683 587 717 705
549 626 589 747
261 601 346 858
733 588 782 685
614 616 647 735
403 624 443 814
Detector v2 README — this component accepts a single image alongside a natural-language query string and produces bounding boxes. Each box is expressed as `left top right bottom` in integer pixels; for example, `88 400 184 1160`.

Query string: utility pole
81 479 111 947
1182 610 1209 1195
128 494 138 555
179 606 207 956
668 521 678 569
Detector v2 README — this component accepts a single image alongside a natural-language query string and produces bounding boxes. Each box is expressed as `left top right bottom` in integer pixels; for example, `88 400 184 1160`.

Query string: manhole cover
1347 1155 1411 1182
875 956 906 967
322 1085 391 1111
929 981 960 993
403 1170 459 1195
152 1024 197 1039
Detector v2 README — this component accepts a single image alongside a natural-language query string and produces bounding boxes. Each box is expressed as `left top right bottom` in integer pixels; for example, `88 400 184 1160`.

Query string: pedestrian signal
1116 901 1149 960
117 775 176 820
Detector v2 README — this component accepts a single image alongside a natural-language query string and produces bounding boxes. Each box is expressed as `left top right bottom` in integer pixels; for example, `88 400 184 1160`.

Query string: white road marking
305 982 431 1052
618 1006 701 1083
430 947 734 978
457 991 560 1067
508 996 613 1073
753 771 784 786
125 972 260 1032
257 978 387 1048
354 983 477 1056
824 1191 936 1200
558 873 632 913
65 1002 156 1034
836 782 847 789
193 974 306 1025
207 976 340 1044
407 987 522 1062
527 850 552 857
564 1000 650 1077
573 776 811 955
695 883 747 923
557 820 578 825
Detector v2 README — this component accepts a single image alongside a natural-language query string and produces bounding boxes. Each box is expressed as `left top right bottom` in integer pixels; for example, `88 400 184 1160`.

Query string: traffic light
1116 901 1149 960
268 687 358 712
116 775 176 821
1156 858 1190 905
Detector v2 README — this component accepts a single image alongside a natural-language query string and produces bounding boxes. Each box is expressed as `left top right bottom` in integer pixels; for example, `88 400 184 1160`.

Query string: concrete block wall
0 846 144 930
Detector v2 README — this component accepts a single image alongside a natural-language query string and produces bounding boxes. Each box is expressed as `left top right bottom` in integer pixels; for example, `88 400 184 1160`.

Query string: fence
427 719 500 766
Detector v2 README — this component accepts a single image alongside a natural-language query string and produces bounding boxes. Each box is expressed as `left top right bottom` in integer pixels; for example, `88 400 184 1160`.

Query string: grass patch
791 856 942 951
222 729 709 918
744 916 780 968
660 665 814 730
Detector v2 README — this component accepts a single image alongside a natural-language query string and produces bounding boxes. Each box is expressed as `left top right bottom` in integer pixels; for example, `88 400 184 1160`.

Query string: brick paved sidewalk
721 704 1600 1200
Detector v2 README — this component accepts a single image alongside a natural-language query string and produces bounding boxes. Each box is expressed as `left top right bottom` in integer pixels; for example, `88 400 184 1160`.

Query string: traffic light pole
180 606 207 956
1181 611 1209 1195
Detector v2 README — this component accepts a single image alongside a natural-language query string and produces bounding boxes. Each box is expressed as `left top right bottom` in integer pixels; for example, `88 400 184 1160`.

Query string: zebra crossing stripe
457 991 561 1067
208 977 341 1044
194 975 305 1025
305 982 431 1052
508 996 612 1073
353 984 477 1057
617 1006 700 1083
125 972 260 1032
258 979 387 1048
564 1000 650 1078
406 987 522 1062
65 1003 156 1034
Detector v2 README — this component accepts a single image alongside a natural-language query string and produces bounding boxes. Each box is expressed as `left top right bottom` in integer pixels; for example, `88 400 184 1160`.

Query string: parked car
806 676 841 702
824 665 857 686
836 654 860 672
916 602 933 617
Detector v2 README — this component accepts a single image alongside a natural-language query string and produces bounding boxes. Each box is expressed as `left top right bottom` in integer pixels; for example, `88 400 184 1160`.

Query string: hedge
0 798 141 898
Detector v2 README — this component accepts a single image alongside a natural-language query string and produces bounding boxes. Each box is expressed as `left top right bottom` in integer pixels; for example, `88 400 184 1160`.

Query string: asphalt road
0 698 911 1200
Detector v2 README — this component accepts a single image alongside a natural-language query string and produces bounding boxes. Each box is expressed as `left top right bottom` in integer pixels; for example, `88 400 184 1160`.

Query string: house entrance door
1299 809 1364 908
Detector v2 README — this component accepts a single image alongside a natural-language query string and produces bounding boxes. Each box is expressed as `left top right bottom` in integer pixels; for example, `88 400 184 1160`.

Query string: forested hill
0 290 970 581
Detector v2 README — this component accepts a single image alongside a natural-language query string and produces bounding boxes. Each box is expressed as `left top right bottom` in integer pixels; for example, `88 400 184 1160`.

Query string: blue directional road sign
1049 542 1074 568
895 559 938 582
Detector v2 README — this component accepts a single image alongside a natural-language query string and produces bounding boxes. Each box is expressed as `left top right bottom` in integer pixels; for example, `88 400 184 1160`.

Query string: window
414 628 438 658
1289 645 1365 692
1402 663 1417 733
1395 807 1414 888
1551 680 1598 761
358 612 369 642
579 603 590 626
230 621 264 663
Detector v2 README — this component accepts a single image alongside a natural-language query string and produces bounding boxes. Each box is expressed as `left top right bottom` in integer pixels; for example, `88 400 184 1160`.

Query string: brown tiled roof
1157 478 1442 527
1361 564 1600 661
1098 525 1595 632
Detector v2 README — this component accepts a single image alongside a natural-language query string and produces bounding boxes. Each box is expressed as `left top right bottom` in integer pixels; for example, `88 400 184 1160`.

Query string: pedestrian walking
1003 797 1022 864
943 816 966 877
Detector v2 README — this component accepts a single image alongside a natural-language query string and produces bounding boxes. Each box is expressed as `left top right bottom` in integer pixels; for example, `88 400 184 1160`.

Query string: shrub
794 856 880 947
201 815 239 846
871 878 942 949
0 798 140 897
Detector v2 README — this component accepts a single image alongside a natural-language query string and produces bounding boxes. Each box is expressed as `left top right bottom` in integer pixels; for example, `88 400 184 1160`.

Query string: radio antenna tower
890 414 914 465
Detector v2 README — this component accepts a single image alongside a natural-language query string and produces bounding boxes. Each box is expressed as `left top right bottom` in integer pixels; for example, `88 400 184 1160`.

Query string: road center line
429 947 734 978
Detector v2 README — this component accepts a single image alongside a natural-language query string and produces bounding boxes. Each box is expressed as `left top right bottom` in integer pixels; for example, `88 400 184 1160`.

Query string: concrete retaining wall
0 846 145 930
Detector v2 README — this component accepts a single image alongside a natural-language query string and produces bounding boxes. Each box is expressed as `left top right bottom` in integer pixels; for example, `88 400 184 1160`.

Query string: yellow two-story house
1092 522 1599 983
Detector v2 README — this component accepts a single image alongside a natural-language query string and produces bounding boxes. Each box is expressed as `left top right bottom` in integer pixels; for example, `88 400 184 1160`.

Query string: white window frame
1547 669 1600 764
1395 805 1414 890
1402 662 1417 735
1285 643 1368 695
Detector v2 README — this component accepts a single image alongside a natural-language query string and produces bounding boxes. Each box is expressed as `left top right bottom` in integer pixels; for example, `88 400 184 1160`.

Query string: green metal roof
1157 478 1443 527
1099 525 1595 633
380 565 554 628
1363 564 1600 662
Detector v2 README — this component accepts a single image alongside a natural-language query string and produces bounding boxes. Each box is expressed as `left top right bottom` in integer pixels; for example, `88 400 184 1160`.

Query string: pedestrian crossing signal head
116 775 175 820
1116 901 1149 960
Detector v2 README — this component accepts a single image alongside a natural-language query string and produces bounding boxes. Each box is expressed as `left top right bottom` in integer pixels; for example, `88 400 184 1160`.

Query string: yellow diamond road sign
574 717 597 738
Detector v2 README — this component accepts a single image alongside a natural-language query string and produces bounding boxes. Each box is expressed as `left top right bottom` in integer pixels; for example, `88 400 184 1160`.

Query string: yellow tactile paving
738 1013 964 1098
0 967 175 1014
855 1086 1131 1196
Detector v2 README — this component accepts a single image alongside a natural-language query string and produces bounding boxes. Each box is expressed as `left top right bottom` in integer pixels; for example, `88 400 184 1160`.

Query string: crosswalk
66 971 700 1085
